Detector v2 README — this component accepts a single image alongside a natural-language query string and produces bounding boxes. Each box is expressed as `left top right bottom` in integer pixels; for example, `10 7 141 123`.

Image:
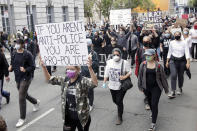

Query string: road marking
17 108 55 131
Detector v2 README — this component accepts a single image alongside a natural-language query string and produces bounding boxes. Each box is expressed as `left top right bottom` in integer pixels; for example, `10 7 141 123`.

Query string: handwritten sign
35 21 88 66
110 9 131 26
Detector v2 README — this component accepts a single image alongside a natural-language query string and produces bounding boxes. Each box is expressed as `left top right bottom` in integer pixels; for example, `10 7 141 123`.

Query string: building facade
0 0 84 34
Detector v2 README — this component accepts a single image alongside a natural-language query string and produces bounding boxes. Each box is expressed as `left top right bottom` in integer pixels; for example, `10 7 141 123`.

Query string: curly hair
0 115 7 131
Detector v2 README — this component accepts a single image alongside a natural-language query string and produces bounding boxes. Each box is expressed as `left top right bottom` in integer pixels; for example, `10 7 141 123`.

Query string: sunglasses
113 54 120 57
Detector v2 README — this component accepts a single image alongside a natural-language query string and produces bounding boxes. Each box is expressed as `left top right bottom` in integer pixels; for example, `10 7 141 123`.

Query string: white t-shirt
167 40 190 59
184 36 192 48
190 28 197 43
104 59 131 90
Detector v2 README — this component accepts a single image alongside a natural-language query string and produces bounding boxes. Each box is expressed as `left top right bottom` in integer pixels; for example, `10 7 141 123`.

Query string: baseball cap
144 49 156 56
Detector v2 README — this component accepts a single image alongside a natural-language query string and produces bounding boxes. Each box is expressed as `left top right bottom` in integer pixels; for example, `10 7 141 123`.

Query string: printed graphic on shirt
109 68 121 82
163 39 171 48
66 86 77 112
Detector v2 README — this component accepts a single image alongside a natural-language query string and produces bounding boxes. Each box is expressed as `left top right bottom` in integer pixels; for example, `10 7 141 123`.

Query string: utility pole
7 0 13 34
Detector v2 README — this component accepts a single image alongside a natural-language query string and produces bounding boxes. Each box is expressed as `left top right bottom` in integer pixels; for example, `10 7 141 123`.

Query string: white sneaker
16 119 25 128
89 105 94 112
177 88 183 95
33 100 40 112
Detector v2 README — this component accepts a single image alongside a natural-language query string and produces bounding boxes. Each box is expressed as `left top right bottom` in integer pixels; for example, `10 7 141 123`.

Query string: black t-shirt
146 68 157 88
13 53 25 82
66 76 81 120
160 37 174 52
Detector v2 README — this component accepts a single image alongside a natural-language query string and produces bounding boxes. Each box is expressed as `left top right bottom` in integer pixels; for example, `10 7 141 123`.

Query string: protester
0 32 10 52
8 39 40 127
92 31 103 54
81 39 99 111
0 44 10 108
126 24 139 67
40 56 98 131
138 49 169 131
103 48 131 125
160 30 174 76
135 36 152 110
183 28 192 58
190 22 197 61
166 31 190 98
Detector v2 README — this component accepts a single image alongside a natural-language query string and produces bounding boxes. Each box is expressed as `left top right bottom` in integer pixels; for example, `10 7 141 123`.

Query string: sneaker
116 116 122 125
6 93 10 104
89 105 94 112
16 119 25 128
148 123 156 131
52 69 57 73
33 100 40 112
145 104 151 110
168 91 176 99
177 88 183 95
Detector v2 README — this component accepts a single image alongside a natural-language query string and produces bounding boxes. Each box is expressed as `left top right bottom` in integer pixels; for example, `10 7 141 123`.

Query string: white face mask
113 55 120 62
15 44 21 50
24 36 28 40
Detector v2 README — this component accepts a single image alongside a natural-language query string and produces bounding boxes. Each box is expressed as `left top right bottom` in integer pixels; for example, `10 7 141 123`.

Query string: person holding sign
40 56 98 131
8 39 40 128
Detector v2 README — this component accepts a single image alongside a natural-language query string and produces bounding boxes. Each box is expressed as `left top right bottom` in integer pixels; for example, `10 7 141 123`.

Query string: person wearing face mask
166 31 191 98
189 22 197 61
138 49 169 131
160 30 174 76
0 44 10 108
8 39 40 128
81 39 99 111
92 31 103 54
107 25 133 60
183 28 192 58
103 48 131 125
105 36 123 58
40 56 98 131
135 36 158 110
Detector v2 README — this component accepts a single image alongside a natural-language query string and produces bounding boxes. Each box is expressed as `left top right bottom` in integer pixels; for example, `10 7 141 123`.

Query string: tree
101 0 113 19
84 0 94 23
113 0 155 11
189 0 197 7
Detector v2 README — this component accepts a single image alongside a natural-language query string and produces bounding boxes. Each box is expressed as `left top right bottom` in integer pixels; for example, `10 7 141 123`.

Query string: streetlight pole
7 0 13 34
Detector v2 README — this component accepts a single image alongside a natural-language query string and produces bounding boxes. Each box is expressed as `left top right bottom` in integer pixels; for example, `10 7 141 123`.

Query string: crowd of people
0 15 196 131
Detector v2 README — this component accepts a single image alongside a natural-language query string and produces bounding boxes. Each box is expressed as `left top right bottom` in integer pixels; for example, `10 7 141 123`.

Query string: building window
26 5 32 32
1 6 10 33
74 7 79 20
46 6 54 23
62 6 68 22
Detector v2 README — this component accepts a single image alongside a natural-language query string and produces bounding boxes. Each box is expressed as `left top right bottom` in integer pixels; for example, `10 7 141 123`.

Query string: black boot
6 93 10 104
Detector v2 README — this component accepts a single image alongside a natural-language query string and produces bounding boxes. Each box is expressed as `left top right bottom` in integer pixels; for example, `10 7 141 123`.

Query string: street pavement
1 53 197 131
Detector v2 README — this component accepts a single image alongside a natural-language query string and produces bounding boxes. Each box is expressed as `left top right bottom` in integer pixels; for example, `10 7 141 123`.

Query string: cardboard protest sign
110 9 131 26
35 21 88 66
144 22 155 30
170 28 182 35
175 18 188 28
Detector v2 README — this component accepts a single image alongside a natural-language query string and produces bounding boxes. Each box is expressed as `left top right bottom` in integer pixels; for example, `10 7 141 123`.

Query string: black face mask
175 35 181 40
143 42 150 48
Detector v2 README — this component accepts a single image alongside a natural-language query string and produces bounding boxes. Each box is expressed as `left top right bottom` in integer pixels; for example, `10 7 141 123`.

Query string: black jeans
0 78 10 99
191 43 197 59
63 116 91 131
163 50 170 76
110 89 126 118
169 60 186 91
130 49 137 66
88 88 94 106
16 80 37 119
144 86 161 124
